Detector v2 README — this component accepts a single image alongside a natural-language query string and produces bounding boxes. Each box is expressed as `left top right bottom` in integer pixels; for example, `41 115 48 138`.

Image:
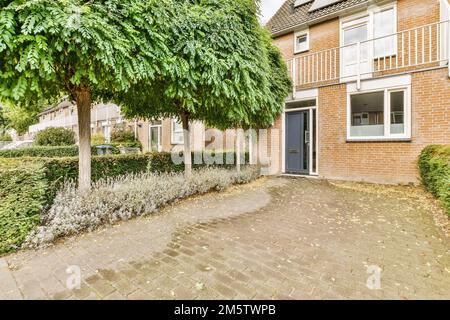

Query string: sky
260 0 285 24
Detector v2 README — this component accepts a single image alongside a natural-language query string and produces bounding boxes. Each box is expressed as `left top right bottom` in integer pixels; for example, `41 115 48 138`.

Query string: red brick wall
318 68 450 184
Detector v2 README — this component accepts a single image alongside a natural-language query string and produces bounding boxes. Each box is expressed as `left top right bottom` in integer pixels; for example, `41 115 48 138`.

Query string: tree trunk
236 128 241 173
75 87 92 191
180 111 192 176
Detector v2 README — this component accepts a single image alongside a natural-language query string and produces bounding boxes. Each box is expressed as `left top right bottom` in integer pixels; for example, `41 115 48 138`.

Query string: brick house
267 0 450 184
29 99 231 154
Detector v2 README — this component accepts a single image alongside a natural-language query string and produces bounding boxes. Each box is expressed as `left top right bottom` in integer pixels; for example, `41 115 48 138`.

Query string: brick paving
1 177 449 300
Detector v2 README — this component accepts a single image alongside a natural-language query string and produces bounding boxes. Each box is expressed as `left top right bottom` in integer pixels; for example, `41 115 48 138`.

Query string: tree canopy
0 0 171 189
119 0 291 171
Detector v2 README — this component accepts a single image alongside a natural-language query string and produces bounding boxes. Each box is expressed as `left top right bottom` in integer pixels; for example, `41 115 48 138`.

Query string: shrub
419 145 450 215
110 125 136 143
24 166 260 248
0 162 47 254
0 151 254 252
0 132 12 141
35 127 76 146
91 133 106 145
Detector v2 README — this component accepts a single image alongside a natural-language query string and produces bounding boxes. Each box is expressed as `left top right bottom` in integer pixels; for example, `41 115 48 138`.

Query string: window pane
296 34 308 52
390 91 405 134
344 24 367 45
151 127 160 151
374 9 396 57
350 92 385 137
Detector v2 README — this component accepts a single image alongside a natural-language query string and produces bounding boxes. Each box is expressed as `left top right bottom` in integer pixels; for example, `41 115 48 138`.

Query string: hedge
0 161 47 254
0 145 120 158
0 152 249 254
34 127 76 146
419 145 450 215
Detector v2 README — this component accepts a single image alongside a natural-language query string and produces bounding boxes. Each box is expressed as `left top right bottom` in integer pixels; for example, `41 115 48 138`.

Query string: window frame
171 118 184 145
294 29 310 54
340 2 398 64
346 84 411 141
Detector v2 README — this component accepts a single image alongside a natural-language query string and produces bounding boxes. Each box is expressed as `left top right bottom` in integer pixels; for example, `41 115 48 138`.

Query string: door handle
288 149 299 154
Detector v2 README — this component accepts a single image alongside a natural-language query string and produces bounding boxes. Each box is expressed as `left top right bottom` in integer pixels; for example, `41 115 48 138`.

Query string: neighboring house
28 99 223 154
267 0 450 184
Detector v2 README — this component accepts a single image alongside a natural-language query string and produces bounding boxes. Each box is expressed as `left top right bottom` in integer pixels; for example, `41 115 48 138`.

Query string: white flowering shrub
24 166 260 248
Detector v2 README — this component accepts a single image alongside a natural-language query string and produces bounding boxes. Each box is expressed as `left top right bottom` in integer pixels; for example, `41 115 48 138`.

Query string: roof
38 98 74 117
267 0 369 37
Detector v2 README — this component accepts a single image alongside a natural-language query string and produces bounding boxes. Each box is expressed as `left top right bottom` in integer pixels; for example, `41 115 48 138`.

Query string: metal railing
287 20 450 90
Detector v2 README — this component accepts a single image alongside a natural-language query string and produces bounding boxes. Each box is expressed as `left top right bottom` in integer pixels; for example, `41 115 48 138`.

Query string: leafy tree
1 101 40 135
120 0 290 174
0 104 7 128
0 0 170 190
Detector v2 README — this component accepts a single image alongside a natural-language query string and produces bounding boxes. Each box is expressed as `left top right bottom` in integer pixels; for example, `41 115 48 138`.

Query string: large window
348 86 409 140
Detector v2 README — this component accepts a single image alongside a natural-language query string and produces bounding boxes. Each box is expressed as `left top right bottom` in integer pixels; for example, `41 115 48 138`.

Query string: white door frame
282 96 319 176
149 123 162 152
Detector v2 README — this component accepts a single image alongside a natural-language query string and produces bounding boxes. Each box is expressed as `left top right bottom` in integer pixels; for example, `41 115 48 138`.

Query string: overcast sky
260 0 285 24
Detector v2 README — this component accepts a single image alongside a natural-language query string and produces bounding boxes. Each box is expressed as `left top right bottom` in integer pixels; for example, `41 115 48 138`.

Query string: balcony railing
287 19 450 92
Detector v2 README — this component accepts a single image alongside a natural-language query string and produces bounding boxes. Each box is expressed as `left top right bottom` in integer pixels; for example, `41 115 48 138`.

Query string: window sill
294 49 309 55
346 138 412 143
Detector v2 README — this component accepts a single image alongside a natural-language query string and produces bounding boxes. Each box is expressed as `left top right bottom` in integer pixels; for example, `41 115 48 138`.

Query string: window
348 86 410 140
171 119 184 144
294 30 309 53
373 8 396 58
350 91 384 137
340 3 397 77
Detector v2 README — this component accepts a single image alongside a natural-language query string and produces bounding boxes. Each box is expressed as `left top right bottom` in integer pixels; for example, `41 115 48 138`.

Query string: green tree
0 0 170 190
120 0 290 174
1 101 39 135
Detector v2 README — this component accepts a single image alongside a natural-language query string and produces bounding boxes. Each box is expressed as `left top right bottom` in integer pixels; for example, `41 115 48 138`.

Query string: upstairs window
294 30 309 54
373 8 396 58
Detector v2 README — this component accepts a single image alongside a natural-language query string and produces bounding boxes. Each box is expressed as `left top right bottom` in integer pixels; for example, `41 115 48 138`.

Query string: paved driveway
1 177 449 300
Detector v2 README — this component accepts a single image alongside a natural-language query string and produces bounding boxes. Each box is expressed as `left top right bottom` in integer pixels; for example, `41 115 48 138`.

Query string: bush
0 145 120 158
24 166 261 248
0 162 47 254
91 133 106 145
0 132 12 142
419 145 450 215
35 127 76 146
0 151 254 252
110 126 136 143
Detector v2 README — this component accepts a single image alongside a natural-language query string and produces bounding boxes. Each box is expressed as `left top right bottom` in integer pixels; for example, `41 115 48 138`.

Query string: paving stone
2 178 449 300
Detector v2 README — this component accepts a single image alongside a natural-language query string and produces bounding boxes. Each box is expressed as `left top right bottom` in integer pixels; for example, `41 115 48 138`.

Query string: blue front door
286 111 309 174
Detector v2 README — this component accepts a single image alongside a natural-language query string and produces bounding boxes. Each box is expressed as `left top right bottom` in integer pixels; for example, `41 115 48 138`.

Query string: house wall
318 68 449 184
270 0 450 184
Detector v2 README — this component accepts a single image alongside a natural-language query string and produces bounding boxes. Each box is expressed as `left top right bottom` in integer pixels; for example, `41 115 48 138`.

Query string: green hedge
0 145 121 158
419 145 450 215
0 161 47 254
0 152 248 254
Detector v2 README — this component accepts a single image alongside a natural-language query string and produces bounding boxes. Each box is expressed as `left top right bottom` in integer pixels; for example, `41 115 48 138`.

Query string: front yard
2 177 449 300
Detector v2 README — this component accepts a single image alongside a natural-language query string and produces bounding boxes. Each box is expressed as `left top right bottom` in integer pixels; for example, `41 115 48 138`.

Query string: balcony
286 19 450 93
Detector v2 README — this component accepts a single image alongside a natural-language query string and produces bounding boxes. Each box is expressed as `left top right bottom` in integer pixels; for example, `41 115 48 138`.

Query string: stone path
1 177 449 300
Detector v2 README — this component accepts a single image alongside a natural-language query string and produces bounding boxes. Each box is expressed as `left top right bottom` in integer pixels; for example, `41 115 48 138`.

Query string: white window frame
294 29 310 54
171 118 184 145
340 2 398 79
149 122 162 152
347 79 411 141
